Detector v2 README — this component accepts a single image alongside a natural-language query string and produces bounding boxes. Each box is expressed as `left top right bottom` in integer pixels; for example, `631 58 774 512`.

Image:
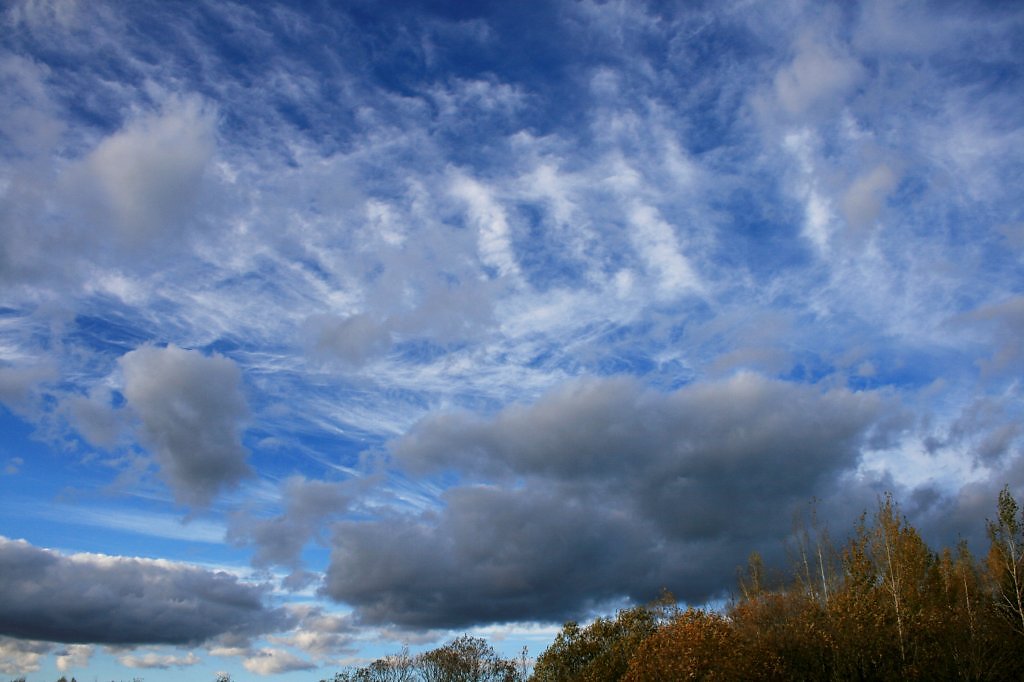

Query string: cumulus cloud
65 386 123 448
55 644 92 672
76 97 216 246
228 476 359 587
0 536 289 645
0 362 55 417
0 637 51 675
119 344 251 507
277 606 358 660
243 648 316 676
324 373 890 627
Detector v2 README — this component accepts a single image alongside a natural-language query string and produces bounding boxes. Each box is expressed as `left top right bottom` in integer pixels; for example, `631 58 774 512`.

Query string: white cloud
32 505 227 544
773 36 864 117
119 651 201 669
243 648 316 676
450 173 521 279
628 203 702 297
0 637 51 675
56 644 93 672
841 163 899 231
5 0 80 30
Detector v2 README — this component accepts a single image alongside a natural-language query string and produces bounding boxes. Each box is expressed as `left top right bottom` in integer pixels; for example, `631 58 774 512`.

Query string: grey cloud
840 163 899 232
943 397 1022 466
243 648 317 676
74 97 216 247
325 373 890 628
0 87 216 289
324 484 659 628
228 476 359 584
963 296 1024 379
304 313 393 366
120 344 251 507
0 362 55 417
302 274 498 367
65 386 124 448
395 373 884 484
0 536 291 645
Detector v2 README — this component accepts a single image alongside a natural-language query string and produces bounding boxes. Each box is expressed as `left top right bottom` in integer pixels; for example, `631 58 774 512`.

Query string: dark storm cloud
119 344 251 507
0 537 290 645
324 373 893 628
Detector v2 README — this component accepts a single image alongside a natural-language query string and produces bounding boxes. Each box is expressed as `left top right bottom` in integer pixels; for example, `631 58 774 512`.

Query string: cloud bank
325 374 892 627
0 537 288 645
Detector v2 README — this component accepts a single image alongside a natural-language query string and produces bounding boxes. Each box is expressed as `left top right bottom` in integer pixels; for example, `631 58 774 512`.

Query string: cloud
228 476 359 585
55 644 93 672
0 637 51 675
119 344 251 507
324 373 889 627
841 163 899 232
450 173 521 280
279 606 358 660
0 362 55 417
0 536 290 645
772 35 864 118
304 313 393 366
627 203 702 298
962 296 1024 379
65 386 124 448
243 648 316 676
76 97 216 246
118 651 201 669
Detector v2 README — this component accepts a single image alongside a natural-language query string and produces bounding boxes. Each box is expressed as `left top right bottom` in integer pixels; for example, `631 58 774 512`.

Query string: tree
986 485 1024 637
531 603 663 682
416 635 518 682
320 648 415 682
622 608 739 681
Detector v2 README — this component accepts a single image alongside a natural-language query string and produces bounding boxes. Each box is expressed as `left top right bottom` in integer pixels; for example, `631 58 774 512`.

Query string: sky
1 0 1023 679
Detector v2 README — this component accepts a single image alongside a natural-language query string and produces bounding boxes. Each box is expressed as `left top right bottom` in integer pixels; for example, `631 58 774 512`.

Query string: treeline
325 487 1024 681
320 635 528 682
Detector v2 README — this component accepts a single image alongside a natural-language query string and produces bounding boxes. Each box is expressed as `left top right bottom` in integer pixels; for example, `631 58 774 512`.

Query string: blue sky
1 0 1023 679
